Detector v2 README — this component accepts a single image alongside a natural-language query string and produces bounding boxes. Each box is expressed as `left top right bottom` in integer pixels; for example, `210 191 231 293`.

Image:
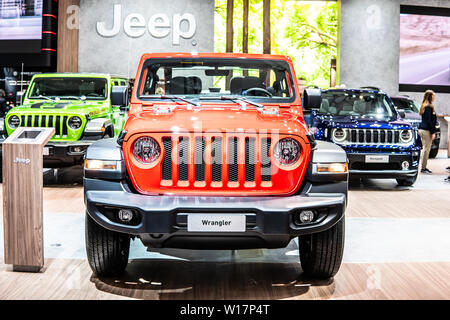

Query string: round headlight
132 137 161 164
332 128 347 143
273 138 301 166
400 129 413 143
68 116 82 130
8 115 20 129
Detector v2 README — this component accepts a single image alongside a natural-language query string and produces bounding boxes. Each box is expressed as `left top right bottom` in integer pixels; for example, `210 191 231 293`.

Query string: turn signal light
316 162 348 173
84 159 118 170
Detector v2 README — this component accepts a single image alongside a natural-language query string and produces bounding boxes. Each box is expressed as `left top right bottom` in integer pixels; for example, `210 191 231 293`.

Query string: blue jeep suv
304 88 422 186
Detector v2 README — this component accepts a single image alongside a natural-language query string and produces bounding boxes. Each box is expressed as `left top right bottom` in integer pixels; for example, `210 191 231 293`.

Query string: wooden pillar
3 128 55 272
263 0 271 54
57 0 80 72
226 0 234 53
243 0 249 53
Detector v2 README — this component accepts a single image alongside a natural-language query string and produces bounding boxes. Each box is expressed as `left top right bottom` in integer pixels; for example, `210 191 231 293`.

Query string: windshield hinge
260 108 278 115
154 105 174 114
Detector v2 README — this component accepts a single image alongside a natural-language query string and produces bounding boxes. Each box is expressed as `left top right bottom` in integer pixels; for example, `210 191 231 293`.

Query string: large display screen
0 0 43 53
0 0 43 40
399 6 450 92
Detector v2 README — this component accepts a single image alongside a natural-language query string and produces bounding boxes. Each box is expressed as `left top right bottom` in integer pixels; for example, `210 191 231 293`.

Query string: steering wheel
243 87 273 97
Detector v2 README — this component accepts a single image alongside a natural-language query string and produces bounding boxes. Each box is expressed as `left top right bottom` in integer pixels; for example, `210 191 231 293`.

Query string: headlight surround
400 129 413 144
8 115 20 129
314 162 348 174
332 128 347 143
132 136 161 164
68 116 83 130
84 159 118 170
273 138 301 166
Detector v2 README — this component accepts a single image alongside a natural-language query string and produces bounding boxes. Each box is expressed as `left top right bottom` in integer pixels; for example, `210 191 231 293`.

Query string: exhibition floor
0 152 449 300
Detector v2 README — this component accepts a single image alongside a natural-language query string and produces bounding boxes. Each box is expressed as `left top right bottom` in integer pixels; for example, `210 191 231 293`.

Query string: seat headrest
168 76 186 94
342 104 353 111
319 99 330 113
186 76 202 94
230 76 245 94
353 100 366 114
230 76 263 94
338 103 354 115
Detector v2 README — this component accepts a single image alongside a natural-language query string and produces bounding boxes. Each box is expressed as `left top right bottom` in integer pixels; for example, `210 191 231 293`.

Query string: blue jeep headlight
400 129 413 144
332 128 347 143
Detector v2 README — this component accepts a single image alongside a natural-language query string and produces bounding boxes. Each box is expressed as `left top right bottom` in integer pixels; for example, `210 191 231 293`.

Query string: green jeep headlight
68 116 82 130
8 115 20 129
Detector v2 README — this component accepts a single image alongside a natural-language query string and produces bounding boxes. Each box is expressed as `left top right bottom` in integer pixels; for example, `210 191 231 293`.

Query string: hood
123 105 309 139
315 115 412 130
402 112 421 122
12 100 110 117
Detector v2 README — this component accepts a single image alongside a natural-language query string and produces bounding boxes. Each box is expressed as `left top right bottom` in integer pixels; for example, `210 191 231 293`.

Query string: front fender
84 138 125 180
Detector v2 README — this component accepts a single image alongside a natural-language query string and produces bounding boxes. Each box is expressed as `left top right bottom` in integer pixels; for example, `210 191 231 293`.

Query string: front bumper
85 188 346 249
42 141 95 167
347 152 419 178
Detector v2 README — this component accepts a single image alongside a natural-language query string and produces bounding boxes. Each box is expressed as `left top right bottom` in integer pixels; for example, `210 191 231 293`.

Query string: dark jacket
0 97 8 117
419 105 437 134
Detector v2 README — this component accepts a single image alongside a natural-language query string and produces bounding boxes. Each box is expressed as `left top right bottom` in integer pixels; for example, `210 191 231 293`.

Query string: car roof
322 88 384 94
390 95 414 102
139 52 293 62
32 73 128 79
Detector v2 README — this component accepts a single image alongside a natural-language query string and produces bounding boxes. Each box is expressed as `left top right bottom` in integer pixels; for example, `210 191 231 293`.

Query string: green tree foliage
215 0 338 88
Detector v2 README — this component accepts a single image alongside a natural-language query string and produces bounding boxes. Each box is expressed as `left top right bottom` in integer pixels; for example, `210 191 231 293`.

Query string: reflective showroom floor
0 152 449 300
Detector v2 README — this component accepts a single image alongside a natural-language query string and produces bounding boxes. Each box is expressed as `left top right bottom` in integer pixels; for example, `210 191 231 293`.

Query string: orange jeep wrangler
84 53 348 279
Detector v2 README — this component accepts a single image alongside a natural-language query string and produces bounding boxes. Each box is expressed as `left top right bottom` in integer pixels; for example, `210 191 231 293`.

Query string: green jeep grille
16 114 85 140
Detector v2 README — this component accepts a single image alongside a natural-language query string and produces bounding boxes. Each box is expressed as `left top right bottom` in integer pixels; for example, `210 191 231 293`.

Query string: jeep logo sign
79 0 214 76
96 4 196 45
13 157 31 165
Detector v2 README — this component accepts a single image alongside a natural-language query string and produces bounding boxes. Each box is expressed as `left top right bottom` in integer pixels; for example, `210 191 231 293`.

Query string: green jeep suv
1 73 130 168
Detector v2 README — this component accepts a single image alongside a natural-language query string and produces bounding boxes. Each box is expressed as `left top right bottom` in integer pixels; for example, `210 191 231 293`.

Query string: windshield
406 101 420 113
29 77 108 100
392 98 420 113
318 91 397 119
137 58 296 103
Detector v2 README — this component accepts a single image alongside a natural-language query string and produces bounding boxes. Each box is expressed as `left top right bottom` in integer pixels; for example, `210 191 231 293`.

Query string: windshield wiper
200 96 264 110
158 95 200 107
34 95 55 102
64 96 86 102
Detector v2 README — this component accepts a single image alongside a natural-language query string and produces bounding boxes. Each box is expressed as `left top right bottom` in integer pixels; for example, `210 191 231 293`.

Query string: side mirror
16 91 25 106
111 86 129 110
303 88 322 110
397 109 406 118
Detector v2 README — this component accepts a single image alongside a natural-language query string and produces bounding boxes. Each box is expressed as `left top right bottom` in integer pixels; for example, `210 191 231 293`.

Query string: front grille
345 129 402 145
160 135 273 188
18 114 71 138
228 137 239 182
211 137 222 182
161 138 172 180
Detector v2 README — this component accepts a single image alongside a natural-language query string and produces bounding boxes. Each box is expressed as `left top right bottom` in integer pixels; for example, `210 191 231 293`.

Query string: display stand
2 127 55 272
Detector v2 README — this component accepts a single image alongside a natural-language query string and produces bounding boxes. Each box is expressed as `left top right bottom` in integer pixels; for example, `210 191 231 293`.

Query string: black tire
85 213 130 277
298 217 345 279
428 147 439 159
396 173 418 186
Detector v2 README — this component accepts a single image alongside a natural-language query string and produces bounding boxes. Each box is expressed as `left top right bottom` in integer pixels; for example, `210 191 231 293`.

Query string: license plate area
187 214 246 232
365 155 389 163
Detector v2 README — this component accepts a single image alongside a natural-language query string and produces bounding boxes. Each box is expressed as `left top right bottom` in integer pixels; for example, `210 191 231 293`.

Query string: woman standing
418 90 438 174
